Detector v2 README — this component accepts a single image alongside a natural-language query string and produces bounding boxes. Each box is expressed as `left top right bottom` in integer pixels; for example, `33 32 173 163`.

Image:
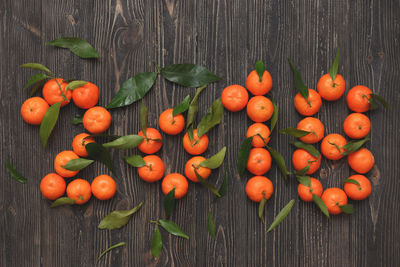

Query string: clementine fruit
344 174 372 200
321 188 348 215
66 178 91 205
54 150 80 178
182 129 209 155
246 123 271 147
82 106 112 134
343 113 371 139
245 176 273 202
184 156 211 183
72 133 95 157
42 78 71 107
246 96 274 122
40 173 66 200
297 117 324 144
347 148 375 174
321 133 347 160
221 85 249 112
161 173 189 199
20 97 49 125
346 85 372 112
137 155 165 182
91 174 117 200
138 128 163 154
294 89 322 116
158 108 185 135
246 148 272 175
316 73 346 101
297 177 323 202
245 70 273 95
71 81 99 109
292 149 321 175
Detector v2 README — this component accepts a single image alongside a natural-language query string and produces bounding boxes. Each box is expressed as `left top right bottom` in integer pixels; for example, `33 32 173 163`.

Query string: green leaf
161 64 221 87
258 197 267 224
163 188 175 218
151 226 162 259
50 197 76 208
200 146 226 169
106 72 157 109
158 219 189 239
20 63 53 74
267 199 295 232
295 165 310 176
98 202 143 230
297 175 311 187
266 144 289 181
72 116 83 125
29 79 46 96
24 73 48 89
279 128 310 138
97 242 126 261
173 95 191 117
62 158 94 171
369 93 392 110
214 170 229 203
339 204 355 214
47 37 99 59
140 100 148 137
270 100 278 133
85 142 115 174
237 137 253 177
288 58 309 103
102 135 144 149
255 60 265 82
197 98 224 137
207 208 217 238
186 85 207 130
329 48 340 81
343 178 361 186
194 170 221 197
290 141 320 158
65 80 87 91
125 155 146 167
341 136 370 156
312 194 330 218
6 156 28 183
40 102 61 148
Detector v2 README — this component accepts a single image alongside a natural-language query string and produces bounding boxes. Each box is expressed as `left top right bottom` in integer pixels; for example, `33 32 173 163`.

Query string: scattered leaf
72 116 83 125
140 100 148 137
207 208 217 238
98 242 126 261
200 146 226 169
288 58 309 104
24 73 48 89
297 175 311 187
195 170 221 197
106 72 157 109
151 226 162 259
102 135 144 149
50 197 76 208
270 100 278 133
266 144 289 181
267 199 295 232
329 48 340 81
62 158 94 171
40 102 61 148
47 37 99 59
237 137 253 177
29 79 46 96
85 142 115 174
164 188 175 218
197 98 224 137
255 60 265 82
186 85 207 134
295 165 310 176
161 64 221 87
98 201 143 230
343 178 361 186
173 94 191 117
125 155 146 167
65 80 87 91
369 94 391 110
312 194 330 219
158 219 189 239
258 197 267 224
214 170 229 203
290 141 320 158
20 63 53 74
339 204 355 214
6 156 27 183
341 136 370 155
279 128 310 138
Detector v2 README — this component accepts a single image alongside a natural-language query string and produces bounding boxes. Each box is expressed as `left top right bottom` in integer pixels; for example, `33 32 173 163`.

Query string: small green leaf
29 79 46 96
97 242 127 261
151 226 162 259
200 146 226 169
161 64 221 87
125 155 146 167
72 116 83 125
98 202 143 230
255 60 265 82
102 135 144 149
258 197 267 224
65 80 87 91
186 85 207 130
237 137 253 177
164 188 175 218
20 63 53 74
329 48 340 81
343 178 361 186
194 170 221 197
140 99 148 137
295 165 310 176
266 144 289 181
369 93 392 110
106 72 157 109
339 204 355 214
270 100 278 133
24 73 48 89
288 58 309 104
158 219 189 239
297 175 311 187
207 208 217 238
197 98 224 137
267 199 295 232
47 37 99 59
62 158 94 171
341 136 370 155
279 128 310 138
213 170 229 203
173 95 191 117
290 141 320 158
85 142 115 174
6 156 28 183
40 102 61 148
50 197 76 208
312 194 330 218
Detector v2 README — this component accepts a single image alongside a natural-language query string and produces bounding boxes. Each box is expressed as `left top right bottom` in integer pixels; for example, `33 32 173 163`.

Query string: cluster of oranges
221 64 276 204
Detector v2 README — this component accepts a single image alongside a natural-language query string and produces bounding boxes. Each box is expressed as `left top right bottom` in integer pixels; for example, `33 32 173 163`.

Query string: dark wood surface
1 0 399 266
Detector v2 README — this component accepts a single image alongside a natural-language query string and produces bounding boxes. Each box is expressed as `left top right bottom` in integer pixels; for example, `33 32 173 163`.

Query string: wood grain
1 0 400 266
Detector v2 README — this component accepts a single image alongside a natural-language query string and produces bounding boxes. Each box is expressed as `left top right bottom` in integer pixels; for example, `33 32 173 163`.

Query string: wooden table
1 1 399 266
